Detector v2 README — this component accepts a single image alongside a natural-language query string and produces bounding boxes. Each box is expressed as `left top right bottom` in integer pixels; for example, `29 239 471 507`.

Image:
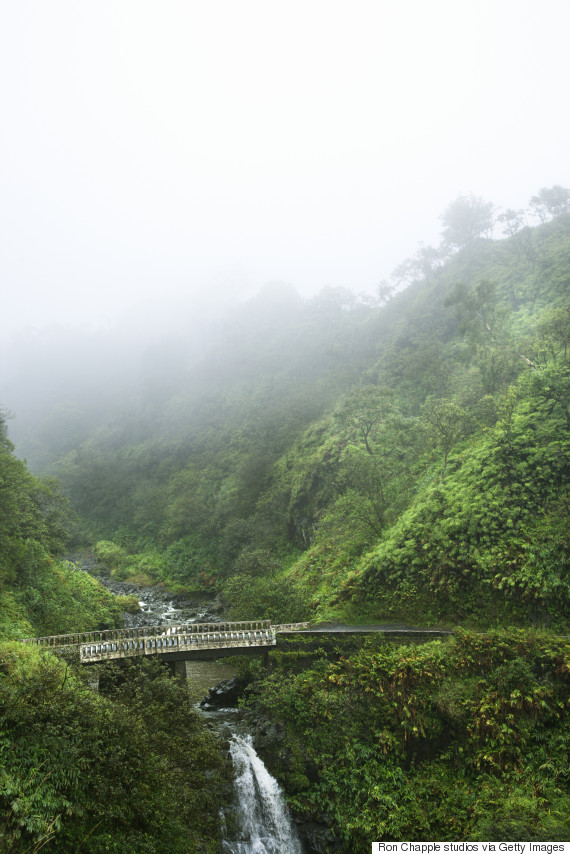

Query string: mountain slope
6 210 570 628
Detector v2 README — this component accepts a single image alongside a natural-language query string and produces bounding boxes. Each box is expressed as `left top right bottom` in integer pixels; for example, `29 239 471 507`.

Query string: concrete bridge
21 620 312 665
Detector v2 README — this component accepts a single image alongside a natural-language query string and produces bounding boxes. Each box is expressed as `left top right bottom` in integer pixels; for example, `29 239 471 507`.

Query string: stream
79 555 307 853
222 734 304 854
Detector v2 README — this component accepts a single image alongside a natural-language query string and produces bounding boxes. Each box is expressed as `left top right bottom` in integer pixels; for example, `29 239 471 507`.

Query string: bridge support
169 660 188 686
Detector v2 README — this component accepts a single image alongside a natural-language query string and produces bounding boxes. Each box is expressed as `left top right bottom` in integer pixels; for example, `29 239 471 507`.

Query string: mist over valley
1 2 569 850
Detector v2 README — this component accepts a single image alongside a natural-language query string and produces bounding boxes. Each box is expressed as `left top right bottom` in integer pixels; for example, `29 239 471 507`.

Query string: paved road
304 623 452 633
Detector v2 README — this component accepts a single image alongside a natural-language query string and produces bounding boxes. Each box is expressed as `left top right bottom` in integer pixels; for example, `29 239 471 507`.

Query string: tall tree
496 208 527 238
529 185 570 222
421 397 466 482
336 386 395 456
440 193 494 251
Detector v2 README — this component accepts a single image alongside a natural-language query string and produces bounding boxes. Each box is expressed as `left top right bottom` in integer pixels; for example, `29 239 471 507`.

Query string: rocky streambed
68 551 225 627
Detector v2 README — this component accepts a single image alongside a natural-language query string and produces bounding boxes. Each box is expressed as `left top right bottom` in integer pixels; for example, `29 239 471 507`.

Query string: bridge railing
21 620 273 650
79 624 276 662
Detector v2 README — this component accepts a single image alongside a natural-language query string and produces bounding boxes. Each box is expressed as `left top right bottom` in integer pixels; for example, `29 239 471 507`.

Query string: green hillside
244 629 570 847
0 189 569 852
0 412 134 639
17 195 568 630
0 397 229 853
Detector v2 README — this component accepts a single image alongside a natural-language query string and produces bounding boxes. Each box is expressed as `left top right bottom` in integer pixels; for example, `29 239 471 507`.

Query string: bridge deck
21 620 278 663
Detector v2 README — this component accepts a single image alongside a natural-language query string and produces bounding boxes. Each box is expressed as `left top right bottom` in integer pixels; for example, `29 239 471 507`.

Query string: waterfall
222 734 304 854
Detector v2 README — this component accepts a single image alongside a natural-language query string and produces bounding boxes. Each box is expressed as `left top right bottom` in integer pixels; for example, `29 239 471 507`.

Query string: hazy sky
1 0 568 338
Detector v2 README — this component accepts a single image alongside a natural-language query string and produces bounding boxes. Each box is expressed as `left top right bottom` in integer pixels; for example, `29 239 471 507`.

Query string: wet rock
66 551 225 627
200 677 242 709
297 817 346 853
209 598 224 614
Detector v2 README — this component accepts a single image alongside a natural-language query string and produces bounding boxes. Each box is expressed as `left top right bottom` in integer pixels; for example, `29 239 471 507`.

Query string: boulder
200 677 242 708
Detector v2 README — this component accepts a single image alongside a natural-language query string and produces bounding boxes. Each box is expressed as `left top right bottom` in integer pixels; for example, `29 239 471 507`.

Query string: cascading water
222 734 304 854
77 553 306 850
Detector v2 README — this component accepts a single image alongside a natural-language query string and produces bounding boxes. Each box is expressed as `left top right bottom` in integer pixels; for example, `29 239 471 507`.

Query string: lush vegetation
12 189 567 630
0 647 228 853
0 412 134 639
0 413 228 853
244 630 569 849
1 187 569 851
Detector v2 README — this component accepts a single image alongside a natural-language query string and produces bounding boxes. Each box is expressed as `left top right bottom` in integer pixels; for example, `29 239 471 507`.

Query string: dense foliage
1 188 569 851
0 392 230 854
0 413 131 639
12 193 567 629
0 646 227 853
244 630 570 849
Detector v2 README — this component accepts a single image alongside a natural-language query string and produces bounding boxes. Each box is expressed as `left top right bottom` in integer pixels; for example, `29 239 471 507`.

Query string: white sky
1 0 569 337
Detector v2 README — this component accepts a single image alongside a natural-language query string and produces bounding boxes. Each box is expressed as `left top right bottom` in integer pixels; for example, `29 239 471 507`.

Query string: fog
1 0 568 341
1 1 569 452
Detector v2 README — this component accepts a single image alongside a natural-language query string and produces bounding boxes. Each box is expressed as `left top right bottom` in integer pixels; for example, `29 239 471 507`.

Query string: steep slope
0 412 130 638
275 218 570 626
0 415 228 853
6 210 570 629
